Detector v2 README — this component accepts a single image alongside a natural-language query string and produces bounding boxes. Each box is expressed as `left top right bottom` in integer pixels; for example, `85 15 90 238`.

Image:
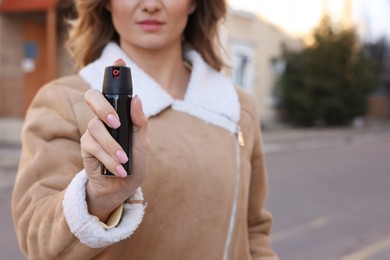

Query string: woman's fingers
84 89 121 129
87 118 129 163
113 58 126 66
81 129 127 178
131 96 148 130
131 95 149 150
84 59 127 128
128 95 149 183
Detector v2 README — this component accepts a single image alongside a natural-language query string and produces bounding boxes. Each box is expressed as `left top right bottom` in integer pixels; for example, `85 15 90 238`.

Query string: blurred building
367 40 390 120
1 0 387 125
0 2 302 127
0 0 74 117
225 9 302 127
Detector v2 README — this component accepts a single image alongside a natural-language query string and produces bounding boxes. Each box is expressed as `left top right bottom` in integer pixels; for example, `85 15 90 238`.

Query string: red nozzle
112 68 120 78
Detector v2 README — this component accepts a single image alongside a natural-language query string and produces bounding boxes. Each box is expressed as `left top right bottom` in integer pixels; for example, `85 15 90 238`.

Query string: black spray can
101 66 133 176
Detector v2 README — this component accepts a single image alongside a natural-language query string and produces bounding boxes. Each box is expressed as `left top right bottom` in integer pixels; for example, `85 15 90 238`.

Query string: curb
262 122 390 155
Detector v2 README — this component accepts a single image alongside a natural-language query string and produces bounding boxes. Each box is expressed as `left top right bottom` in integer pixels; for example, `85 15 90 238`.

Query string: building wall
0 14 25 117
57 19 77 77
0 11 76 117
226 10 302 126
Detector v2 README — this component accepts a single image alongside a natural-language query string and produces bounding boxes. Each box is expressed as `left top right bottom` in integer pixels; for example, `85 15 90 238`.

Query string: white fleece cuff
62 170 145 248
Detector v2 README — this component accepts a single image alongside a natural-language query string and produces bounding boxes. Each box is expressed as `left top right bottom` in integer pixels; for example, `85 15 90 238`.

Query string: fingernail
107 114 121 129
116 165 127 177
116 150 128 164
114 58 125 66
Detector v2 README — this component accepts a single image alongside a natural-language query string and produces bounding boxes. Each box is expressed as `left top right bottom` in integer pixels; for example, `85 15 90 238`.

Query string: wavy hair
66 0 227 71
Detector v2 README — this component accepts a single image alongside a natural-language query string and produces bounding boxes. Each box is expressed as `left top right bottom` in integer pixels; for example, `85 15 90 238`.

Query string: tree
279 17 378 126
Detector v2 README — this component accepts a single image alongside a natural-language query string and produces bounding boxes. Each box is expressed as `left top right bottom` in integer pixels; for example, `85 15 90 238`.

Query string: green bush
279 17 378 126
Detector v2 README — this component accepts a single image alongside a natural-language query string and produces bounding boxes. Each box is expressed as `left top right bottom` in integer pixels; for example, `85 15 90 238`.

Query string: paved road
0 146 25 260
266 136 390 260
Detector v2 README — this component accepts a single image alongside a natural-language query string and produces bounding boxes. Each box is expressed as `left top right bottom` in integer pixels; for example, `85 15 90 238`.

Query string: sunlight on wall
227 0 390 40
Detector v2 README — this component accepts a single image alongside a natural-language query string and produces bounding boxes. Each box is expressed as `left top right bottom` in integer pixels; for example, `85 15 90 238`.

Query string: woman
12 0 278 259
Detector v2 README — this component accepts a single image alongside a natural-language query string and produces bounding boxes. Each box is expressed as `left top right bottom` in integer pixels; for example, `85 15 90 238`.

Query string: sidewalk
262 120 390 154
1 118 390 153
0 118 23 147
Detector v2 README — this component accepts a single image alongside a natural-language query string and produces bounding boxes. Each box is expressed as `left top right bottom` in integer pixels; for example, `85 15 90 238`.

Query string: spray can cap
102 66 133 95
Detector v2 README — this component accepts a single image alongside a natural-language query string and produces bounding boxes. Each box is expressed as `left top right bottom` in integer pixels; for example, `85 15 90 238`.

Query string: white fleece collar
79 42 240 133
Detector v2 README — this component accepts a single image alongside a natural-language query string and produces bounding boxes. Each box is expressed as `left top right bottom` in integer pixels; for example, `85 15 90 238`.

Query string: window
267 58 286 107
229 42 255 90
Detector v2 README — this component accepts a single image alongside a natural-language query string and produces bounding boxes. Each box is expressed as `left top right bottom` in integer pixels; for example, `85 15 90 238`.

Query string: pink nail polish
107 114 121 129
116 150 128 164
116 165 127 177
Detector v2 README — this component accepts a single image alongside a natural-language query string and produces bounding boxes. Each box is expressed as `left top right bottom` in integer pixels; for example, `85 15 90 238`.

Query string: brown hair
66 0 227 71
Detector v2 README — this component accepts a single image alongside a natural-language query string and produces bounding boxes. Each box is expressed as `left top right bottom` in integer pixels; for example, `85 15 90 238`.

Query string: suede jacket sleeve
239 89 279 259
12 79 144 260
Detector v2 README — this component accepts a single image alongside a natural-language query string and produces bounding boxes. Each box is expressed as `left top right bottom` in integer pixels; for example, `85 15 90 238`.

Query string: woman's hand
80 59 149 222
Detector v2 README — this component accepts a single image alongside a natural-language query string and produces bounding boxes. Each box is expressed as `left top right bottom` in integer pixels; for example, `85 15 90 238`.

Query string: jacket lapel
79 42 240 133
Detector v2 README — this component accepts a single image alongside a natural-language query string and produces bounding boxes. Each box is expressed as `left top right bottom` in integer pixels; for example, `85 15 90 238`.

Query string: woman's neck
120 40 191 100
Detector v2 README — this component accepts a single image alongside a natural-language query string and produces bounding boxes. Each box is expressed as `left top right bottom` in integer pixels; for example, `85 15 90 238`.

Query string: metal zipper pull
236 125 245 147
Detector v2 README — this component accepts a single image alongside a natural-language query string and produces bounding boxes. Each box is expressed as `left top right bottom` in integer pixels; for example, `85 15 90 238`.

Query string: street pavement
0 145 24 259
0 119 389 259
265 134 390 260
262 120 390 155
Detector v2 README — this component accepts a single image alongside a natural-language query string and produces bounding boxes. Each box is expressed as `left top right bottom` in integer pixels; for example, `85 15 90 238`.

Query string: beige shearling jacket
12 43 278 260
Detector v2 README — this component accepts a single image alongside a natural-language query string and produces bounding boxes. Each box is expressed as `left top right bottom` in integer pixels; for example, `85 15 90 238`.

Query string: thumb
131 95 148 132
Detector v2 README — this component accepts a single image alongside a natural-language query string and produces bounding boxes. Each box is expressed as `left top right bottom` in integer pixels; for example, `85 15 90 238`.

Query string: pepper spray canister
101 66 133 176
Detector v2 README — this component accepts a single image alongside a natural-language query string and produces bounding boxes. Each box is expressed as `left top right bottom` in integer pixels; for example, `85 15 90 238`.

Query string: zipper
223 127 243 260
236 125 245 147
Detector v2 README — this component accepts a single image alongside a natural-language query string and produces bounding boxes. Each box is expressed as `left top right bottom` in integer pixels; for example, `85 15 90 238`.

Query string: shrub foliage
280 17 378 126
